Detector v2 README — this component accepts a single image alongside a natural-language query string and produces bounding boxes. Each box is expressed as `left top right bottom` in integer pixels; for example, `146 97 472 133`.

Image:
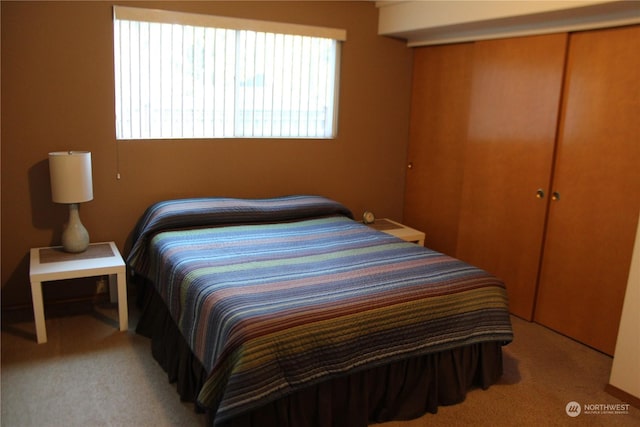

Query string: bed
127 195 513 427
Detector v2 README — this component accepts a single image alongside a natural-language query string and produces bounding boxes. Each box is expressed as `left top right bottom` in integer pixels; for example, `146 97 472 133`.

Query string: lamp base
62 203 90 253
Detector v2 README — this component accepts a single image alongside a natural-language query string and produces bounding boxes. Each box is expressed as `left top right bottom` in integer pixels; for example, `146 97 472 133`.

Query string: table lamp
48 151 94 253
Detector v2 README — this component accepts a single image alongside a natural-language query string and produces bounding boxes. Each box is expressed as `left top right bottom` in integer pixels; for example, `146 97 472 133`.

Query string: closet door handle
536 189 545 199
552 191 561 201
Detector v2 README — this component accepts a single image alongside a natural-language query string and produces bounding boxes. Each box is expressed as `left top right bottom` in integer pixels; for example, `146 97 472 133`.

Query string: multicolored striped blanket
127 196 513 425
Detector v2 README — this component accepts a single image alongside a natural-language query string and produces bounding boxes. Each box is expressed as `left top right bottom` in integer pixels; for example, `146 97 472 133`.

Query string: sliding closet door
404 43 474 255
534 26 640 355
456 34 568 320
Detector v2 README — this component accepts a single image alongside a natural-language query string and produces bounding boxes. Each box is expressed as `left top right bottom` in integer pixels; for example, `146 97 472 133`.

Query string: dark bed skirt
136 284 505 427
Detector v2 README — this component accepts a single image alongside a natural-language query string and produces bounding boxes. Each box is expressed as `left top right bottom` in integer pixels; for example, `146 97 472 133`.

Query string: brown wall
1 1 413 307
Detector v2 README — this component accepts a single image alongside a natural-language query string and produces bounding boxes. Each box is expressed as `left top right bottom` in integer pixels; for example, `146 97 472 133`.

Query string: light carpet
2 301 638 426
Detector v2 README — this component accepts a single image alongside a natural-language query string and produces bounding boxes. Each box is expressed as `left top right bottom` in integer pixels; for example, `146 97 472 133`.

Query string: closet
456 33 567 320
404 25 640 355
404 42 474 257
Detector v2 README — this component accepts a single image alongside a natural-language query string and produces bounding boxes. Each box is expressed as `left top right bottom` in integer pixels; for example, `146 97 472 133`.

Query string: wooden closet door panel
534 26 640 355
404 43 474 256
456 34 568 320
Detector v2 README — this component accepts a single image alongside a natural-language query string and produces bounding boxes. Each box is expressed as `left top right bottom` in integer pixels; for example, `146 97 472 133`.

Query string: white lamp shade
49 151 93 203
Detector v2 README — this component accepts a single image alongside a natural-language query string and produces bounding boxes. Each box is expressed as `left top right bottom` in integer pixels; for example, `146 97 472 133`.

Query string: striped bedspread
127 196 513 424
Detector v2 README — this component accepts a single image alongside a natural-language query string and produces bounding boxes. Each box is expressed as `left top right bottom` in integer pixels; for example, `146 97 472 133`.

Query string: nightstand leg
116 270 128 332
30 280 47 344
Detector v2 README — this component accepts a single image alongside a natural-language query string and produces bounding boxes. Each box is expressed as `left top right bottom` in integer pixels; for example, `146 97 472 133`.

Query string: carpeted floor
1 300 639 427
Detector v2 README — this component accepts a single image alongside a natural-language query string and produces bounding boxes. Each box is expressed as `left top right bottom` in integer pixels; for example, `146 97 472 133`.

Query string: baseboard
605 383 640 409
1 293 112 323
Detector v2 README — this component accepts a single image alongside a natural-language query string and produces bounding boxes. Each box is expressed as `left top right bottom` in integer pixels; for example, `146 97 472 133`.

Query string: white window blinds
113 6 346 140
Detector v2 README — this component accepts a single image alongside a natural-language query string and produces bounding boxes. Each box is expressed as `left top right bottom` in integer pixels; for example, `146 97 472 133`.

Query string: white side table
368 218 426 246
29 241 127 344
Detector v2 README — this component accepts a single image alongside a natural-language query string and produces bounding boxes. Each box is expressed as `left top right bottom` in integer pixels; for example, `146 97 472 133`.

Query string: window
113 6 346 140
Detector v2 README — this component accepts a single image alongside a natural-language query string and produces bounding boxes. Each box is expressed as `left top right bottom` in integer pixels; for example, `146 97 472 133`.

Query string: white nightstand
29 241 127 344
368 218 425 245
